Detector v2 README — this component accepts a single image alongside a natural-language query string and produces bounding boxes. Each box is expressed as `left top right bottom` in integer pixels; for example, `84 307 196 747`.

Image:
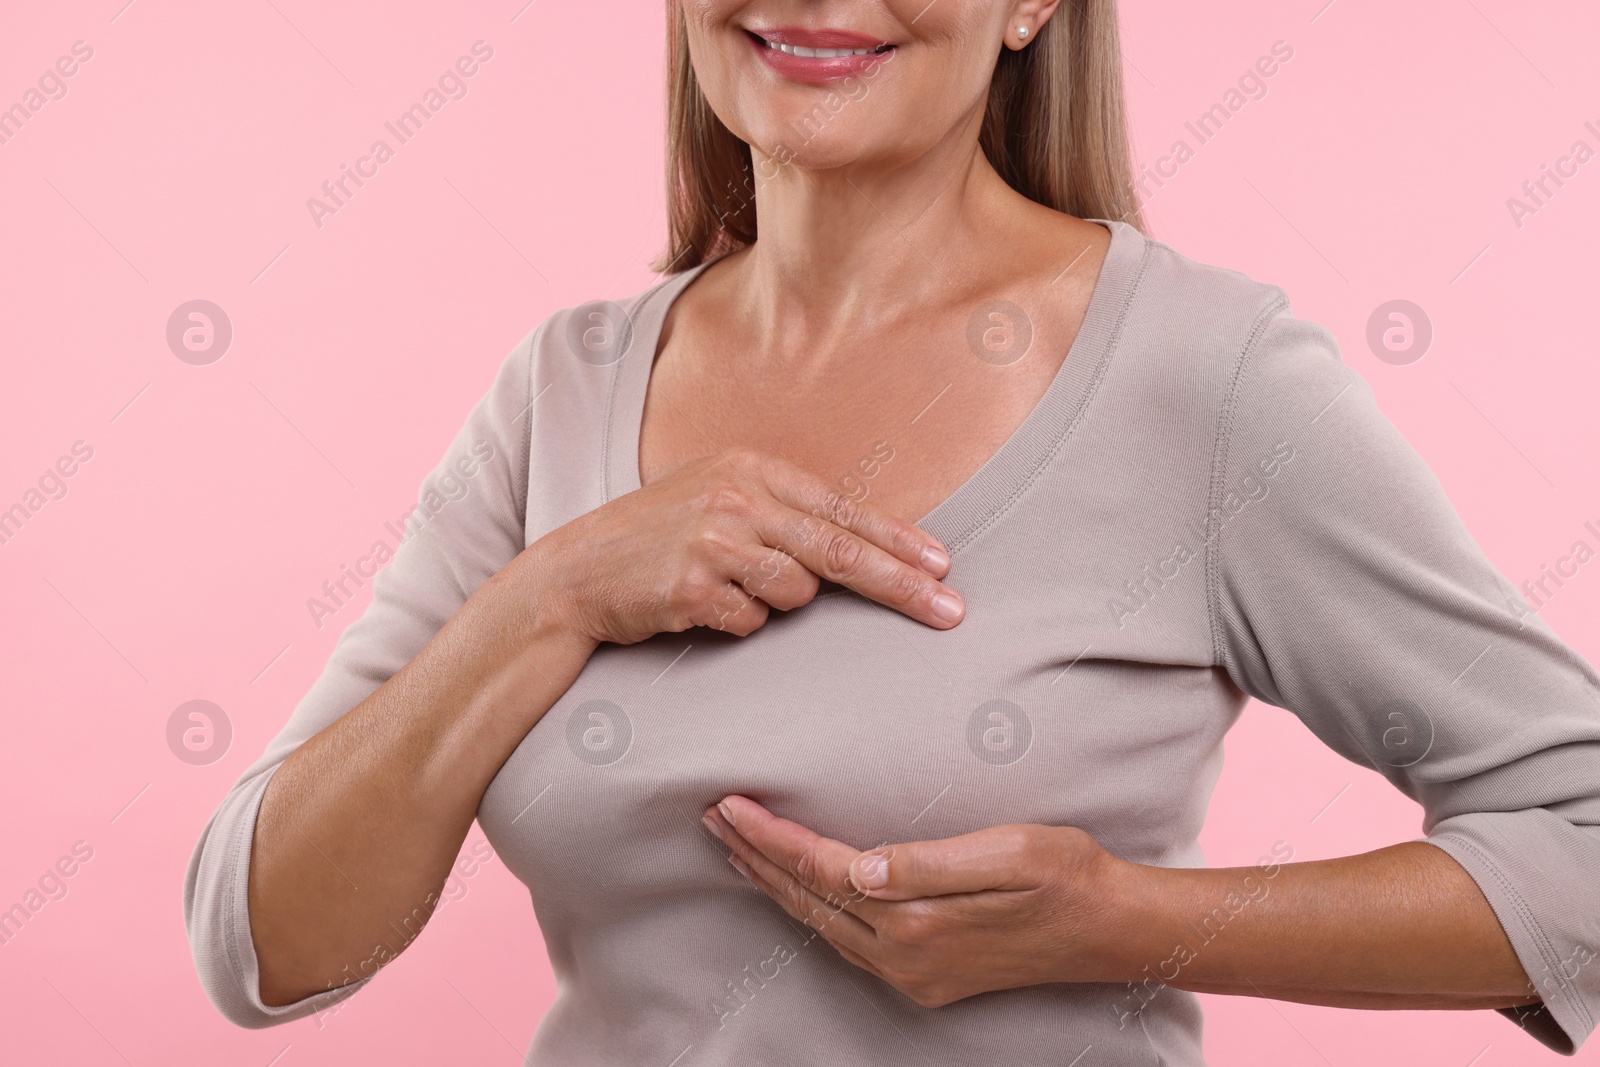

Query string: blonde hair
652 0 1146 273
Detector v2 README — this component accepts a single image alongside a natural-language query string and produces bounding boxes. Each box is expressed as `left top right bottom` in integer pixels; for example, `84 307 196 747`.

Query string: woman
185 1 1600 1063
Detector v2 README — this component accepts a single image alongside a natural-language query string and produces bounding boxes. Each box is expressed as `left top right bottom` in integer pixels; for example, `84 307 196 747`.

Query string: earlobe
1004 23 1033 51
1009 0 1062 49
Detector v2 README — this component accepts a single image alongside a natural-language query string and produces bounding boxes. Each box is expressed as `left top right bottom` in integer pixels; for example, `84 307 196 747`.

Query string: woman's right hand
245 447 960 1008
531 447 964 645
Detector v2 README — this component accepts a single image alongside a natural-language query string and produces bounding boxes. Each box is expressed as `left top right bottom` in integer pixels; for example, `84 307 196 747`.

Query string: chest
637 325 1074 526
478 501 1241 928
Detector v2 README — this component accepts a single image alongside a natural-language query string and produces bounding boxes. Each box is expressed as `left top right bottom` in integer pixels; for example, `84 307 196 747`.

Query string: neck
733 116 1017 348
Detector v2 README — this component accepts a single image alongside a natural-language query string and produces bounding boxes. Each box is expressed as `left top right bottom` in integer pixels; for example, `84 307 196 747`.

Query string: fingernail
931 592 964 623
729 855 755 882
854 852 889 889
717 800 734 825
919 545 950 574
701 815 720 837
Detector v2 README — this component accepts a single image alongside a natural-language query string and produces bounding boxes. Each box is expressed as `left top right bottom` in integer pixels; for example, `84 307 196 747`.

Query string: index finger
750 461 965 629
755 454 952 580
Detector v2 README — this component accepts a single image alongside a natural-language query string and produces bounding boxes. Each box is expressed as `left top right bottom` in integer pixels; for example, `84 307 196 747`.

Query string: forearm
250 551 596 1006
1102 840 1540 1010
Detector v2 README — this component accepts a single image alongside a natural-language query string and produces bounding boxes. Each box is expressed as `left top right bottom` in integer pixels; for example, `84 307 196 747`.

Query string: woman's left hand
701 795 1138 1007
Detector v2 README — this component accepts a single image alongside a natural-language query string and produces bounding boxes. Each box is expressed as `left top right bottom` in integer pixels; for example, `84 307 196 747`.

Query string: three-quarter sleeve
183 325 537 1028
1208 307 1600 1054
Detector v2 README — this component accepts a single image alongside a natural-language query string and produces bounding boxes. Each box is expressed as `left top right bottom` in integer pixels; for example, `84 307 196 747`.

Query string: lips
746 27 895 85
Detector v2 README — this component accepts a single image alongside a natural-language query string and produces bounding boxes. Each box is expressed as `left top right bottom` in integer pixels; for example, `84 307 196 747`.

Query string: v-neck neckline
602 218 1148 556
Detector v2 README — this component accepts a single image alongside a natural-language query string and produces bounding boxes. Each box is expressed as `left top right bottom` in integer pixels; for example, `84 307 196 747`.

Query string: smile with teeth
759 38 890 58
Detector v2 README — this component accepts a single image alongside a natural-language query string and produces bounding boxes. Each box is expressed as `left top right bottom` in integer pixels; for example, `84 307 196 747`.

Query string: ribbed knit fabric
185 220 1600 1063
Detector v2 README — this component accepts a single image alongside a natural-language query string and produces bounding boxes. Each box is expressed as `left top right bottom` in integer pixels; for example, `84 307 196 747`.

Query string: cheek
679 0 746 73
679 7 754 129
870 4 1003 135
888 0 1002 67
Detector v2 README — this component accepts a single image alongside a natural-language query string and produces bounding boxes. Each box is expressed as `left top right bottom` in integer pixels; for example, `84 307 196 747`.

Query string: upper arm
1208 308 1600 1053
183 322 538 1027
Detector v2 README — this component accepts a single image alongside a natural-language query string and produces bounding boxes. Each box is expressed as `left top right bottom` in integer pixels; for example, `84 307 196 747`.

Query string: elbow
184 789 322 1030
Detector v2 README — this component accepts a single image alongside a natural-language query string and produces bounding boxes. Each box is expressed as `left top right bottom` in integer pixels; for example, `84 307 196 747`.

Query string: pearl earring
1017 25 1029 38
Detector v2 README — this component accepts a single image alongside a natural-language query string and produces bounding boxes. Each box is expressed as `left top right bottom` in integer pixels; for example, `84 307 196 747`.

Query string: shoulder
1109 225 1348 405
486 268 695 510
447 268 689 487
521 267 696 376
1125 229 1295 351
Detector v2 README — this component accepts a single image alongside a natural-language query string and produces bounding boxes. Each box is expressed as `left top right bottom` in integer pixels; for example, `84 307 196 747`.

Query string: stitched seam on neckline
600 279 677 504
944 236 1154 556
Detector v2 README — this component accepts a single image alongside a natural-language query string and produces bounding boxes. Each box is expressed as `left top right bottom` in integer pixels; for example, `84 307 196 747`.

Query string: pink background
2 0 1596 1063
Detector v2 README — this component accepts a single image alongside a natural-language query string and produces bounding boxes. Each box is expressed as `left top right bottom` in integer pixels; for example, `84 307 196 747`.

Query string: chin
750 131 871 174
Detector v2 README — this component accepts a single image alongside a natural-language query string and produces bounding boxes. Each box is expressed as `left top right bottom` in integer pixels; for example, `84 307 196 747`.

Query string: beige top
187 220 1600 1062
